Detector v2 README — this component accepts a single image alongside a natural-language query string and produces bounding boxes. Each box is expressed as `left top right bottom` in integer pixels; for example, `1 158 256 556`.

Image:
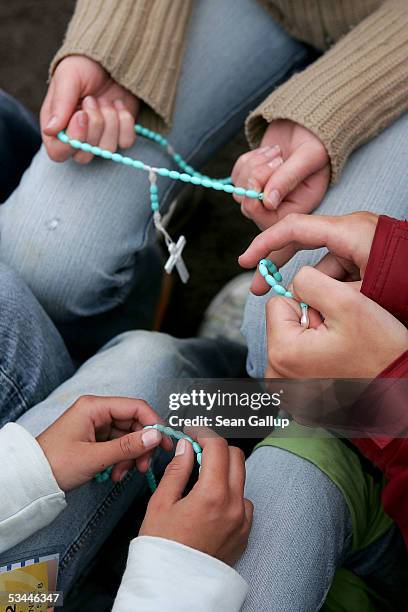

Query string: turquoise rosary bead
95 424 203 492
57 125 264 201
258 258 309 319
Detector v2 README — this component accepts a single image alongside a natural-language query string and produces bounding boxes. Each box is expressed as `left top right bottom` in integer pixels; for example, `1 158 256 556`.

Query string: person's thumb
292 266 354 321
42 67 81 136
87 428 163 474
153 439 194 504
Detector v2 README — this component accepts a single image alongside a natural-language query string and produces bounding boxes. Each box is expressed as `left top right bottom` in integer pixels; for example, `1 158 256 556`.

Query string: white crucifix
164 235 190 284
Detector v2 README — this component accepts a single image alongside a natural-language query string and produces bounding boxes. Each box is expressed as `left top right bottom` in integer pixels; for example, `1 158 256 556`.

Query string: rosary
95 424 202 491
59 125 309 489
58 124 309 325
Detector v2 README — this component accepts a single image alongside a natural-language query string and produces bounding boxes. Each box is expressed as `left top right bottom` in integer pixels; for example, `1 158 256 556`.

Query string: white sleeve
112 536 248 612
0 423 66 553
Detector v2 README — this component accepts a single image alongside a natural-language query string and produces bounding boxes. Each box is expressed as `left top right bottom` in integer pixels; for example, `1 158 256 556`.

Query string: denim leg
0 0 311 340
0 90 40 203
242 111 408 378
0 331 245 591
235 446 353 612
0 263 74 426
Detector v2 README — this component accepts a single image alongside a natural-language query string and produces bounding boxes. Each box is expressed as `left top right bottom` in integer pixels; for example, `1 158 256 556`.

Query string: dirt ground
0 0 257 338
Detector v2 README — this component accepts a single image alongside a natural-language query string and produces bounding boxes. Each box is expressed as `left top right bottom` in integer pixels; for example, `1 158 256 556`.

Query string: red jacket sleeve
353 351 408 547
354 215 408 547
361 215 408 323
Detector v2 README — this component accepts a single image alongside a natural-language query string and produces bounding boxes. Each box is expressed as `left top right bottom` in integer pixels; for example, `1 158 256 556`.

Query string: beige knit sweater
51 0 408 182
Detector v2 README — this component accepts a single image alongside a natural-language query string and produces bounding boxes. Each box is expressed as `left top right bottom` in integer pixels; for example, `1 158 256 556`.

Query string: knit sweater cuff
245 0 408 183
50 0 193 133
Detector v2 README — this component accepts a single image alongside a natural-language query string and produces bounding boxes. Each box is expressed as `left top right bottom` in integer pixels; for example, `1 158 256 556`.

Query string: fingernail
257 146 270 154
175 439 186 456
142 428 162 448
46 116 58 129
267 156 283 170
77 111 87 128
84 96 97 110
266 189 281 208
114 99 126 110
120 470 129 481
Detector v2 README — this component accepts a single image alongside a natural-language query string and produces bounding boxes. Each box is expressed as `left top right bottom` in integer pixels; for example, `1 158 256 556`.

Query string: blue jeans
0 263 246 591
0 90 41 203
0 0 311 355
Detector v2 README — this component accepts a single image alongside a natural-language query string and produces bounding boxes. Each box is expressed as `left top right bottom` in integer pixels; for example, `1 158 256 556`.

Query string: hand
36 395 173 491
232 120 330 231
239 212 379 295
139 429 253 567
41 55 139 163
265 266 408 379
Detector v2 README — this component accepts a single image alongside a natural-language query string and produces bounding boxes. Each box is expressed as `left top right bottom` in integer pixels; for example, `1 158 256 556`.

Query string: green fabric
322 568 387 612
255 422 394 610
255 422 392 552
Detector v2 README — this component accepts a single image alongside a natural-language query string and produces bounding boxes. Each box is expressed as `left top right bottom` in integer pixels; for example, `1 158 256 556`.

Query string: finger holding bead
74 96 105 164
245 152 283 212
184 427 230 493
98 99 120 152
152 437 194 504
62 110 89 164
232 146 280 202
114 99 137 149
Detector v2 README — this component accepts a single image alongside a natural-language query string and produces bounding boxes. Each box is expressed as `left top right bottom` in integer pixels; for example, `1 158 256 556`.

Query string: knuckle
227 503 245 527
252 167 266 183
101 104 115 118
164 459 185 479
76 394 95 406
211 436 229 453
147 493 167 514
89 113 104 130
285 212 301 226
336 285 357 310
204 486 228 509
119 433 136 458
134 398 150 410
294 265 314 286
229 445 245 463
285 170 301 193
241 150 256 165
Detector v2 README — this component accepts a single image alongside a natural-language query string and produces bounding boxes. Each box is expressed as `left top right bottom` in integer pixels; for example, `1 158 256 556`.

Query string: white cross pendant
164 235 189 284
